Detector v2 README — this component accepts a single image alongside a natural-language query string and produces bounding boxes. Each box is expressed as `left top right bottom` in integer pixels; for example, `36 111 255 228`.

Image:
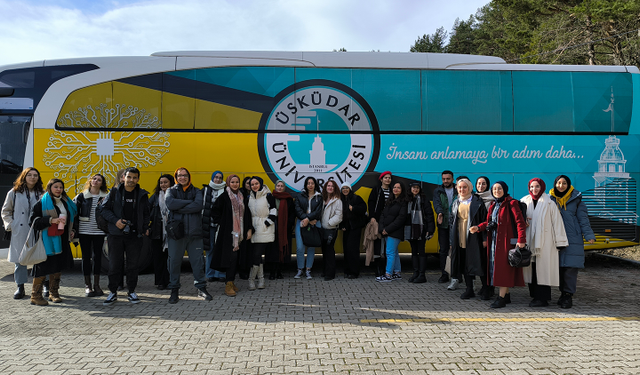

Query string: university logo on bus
259 80 379 191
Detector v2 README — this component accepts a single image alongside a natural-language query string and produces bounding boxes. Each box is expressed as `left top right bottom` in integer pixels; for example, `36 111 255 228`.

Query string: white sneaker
447 278 459 290
306 270 312 279
294 269 303 279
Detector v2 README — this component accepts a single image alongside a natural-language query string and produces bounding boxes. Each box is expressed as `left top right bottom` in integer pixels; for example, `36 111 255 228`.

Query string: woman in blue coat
549 175 595 309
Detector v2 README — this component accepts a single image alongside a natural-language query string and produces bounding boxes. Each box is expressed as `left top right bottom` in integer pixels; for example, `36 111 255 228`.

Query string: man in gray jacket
165 167 212 304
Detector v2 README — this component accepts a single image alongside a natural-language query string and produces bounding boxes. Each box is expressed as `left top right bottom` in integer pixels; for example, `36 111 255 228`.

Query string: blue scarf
41 192 77 256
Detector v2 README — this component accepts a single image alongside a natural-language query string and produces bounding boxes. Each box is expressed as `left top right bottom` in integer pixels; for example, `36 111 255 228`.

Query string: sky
0 0 490 66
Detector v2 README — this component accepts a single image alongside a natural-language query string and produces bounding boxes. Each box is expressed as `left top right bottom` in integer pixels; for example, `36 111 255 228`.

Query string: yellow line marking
360 317 640 323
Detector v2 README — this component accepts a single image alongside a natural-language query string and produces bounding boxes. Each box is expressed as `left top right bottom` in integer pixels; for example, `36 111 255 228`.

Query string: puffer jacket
295 191 323 221
247 186 277 244
378 199 408 240
321 197 343 230
165 184 203 238
550 190 595 268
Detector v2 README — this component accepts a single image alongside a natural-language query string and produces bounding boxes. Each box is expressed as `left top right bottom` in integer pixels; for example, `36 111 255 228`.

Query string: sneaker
391 273 402 280
294 269 303 279
198 289 213 301
447 278 459 290
127 292 140 304
306 270 312 280
103 292 117 306
375 275 393 283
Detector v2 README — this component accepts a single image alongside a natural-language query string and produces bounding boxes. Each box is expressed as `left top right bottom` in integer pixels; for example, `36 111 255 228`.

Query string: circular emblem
259 80 379 191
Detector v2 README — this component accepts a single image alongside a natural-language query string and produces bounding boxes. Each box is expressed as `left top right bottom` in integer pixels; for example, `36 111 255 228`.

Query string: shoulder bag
300 224 322 247
19 222 47 266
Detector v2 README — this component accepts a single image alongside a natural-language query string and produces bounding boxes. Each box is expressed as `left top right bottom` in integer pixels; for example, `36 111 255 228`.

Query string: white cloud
0 0 488 66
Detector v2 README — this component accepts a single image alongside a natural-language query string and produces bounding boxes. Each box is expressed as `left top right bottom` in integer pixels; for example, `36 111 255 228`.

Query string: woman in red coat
470 181 527 308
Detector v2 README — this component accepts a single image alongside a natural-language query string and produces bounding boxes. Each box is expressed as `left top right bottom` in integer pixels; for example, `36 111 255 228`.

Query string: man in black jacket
432 170 457 285
98 167 150 306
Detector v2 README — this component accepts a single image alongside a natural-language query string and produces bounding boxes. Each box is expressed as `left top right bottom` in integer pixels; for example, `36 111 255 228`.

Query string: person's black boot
557 292 567 305
168 289 179 304
13 284 25 299
561 293 573 309
480 277 493 300
460 274 475 299
408 255 420 282
490 296 507 308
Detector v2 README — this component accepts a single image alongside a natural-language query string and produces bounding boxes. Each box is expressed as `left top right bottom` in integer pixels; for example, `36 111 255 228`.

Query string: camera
486 221 498 231
122 220 131 235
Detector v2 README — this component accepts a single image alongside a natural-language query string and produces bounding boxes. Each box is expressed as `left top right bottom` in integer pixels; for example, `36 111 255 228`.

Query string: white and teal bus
1 51 638 254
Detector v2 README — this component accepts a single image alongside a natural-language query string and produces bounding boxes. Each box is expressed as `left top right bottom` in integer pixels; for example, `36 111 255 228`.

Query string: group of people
2 166 595 309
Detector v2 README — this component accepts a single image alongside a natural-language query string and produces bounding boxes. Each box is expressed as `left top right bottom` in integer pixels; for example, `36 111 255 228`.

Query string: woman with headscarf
211 174 246 296
294 176 323 279
367 171 393 277
405 182 435 284
549 175 595 309
475 176 492 210
521 178 569 307
29 178 78 305
148 174 174 290
236 176 254 280
475 175 493 299
246 176 277 290
266 180 295 280
470 181 527 308
2 167 44 300
202 171 226 282
339 182 367 279
449 178 487 299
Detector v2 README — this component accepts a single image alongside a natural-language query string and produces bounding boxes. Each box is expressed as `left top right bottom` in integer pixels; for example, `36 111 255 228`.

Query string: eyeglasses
176 174 189 178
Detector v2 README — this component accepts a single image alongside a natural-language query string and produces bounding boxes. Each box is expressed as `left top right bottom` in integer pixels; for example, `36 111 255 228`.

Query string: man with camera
98 167 150 306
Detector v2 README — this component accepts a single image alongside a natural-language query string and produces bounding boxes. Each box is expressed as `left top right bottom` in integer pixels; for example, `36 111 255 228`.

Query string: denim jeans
206 234 225 279
295 219 320 269
14 263 28 285
384 236 402 276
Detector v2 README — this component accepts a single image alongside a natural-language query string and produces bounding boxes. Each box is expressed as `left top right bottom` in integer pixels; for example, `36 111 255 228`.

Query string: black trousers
559 267 579 294
528 262 552 301
151 238 169 287
225 249 238 282
321 231 338 279
252 243 268 266
342 228 362 277
438 228 450 275
107 235 142 293
409 239 427 257
79 234 105 276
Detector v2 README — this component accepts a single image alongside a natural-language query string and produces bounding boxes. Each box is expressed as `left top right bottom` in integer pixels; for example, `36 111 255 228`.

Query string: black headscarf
492 181 509 203
250 176 264 196
475 176 491 193
240 176 252 198
553 175 572 198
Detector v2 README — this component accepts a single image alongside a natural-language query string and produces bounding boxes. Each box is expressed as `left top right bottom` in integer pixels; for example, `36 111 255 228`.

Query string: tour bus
1 51 639 261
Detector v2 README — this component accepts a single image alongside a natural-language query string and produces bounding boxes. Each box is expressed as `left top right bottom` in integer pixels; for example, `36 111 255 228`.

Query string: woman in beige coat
520 178 568 307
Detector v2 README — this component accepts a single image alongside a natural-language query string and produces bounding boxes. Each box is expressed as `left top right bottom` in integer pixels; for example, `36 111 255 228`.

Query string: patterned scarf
40 192 77 256
226 186 244 248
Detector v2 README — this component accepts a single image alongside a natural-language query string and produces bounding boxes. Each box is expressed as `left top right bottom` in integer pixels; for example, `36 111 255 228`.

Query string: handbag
165 219 185 240
19 223 47 266
508 245 532 267
48 225 64 236
300 224 322 247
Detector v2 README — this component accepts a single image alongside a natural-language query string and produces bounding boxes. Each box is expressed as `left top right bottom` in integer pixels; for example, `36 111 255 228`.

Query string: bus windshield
0 115 29 174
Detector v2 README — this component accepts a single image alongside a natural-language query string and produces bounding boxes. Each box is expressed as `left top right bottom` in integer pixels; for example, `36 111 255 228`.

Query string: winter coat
165 184 203 238
210 190 246 270
378 199 408 240
148 193 164 240
339 192 368 231
404 194 436 240
30 197 75 275
432 184 457 229
363 220 380 266
321 197 343 230
367 185 388 222
550 190 595 268
449 195 487 277
477 196 527 288
247 186 277 244
97 185 150 236
2 188 40 263
294 191 323 221
521 194 569 286
202 184 226 251
73 189 108 234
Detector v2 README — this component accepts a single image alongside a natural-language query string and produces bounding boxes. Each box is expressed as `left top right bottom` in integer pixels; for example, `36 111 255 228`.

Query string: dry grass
600 245 640 262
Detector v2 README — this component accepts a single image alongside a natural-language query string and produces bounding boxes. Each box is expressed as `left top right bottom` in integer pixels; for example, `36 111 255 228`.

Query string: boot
30 276 48 306
13 284 25 299
84 275 95 297
93 275 104 297
248 265 258 291
42 279 49 299
225 281 237 297
413 257 428 284
490 295 507 308
460 274 475 299
48 273 62 303
257 264 265 289
374 257 384 277
561 293 573 309
168 288 179 304
557 291 567 305
480 277 493 300
408 255 420 282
